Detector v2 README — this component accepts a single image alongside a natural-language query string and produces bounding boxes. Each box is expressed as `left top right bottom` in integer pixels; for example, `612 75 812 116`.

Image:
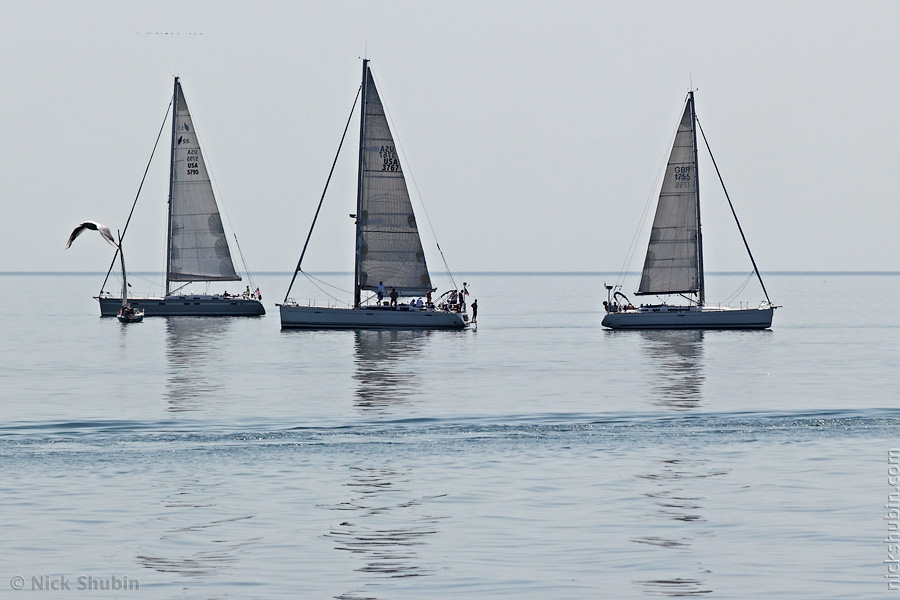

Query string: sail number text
186 148 200 176
673 166 691 188
379 145 401 172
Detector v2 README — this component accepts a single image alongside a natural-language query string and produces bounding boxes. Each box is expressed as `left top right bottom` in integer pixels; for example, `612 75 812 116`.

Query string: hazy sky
3 1 898 281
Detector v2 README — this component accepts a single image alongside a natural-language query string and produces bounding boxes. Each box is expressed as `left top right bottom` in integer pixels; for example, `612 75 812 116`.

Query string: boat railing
285 298 355 309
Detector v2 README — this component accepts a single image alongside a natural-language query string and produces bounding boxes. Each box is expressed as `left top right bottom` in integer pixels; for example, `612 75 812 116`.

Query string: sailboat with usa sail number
279 60 469 330
94 77 264 317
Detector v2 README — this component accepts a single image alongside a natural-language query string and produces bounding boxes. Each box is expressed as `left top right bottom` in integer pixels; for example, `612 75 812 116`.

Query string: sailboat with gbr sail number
602 91 775 330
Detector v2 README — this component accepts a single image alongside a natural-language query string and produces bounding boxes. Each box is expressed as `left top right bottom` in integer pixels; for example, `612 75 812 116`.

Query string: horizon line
3 270 899 277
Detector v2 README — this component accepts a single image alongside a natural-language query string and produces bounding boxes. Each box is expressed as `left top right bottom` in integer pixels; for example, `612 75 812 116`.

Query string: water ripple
1 408 897 447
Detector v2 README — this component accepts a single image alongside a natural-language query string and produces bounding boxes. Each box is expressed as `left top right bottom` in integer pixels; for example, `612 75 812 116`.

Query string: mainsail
166 78 240 288
355 63 432 298
637 93 702 298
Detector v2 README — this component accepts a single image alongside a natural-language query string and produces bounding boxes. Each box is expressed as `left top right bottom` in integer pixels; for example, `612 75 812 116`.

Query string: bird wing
66 224 88 249
95 223 116 247
66 221 118 249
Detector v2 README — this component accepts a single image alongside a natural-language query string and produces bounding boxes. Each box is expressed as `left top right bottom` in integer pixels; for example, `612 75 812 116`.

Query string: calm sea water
1 272 898 599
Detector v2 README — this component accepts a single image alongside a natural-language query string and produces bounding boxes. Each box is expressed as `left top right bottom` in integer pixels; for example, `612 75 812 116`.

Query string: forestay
167 79 240 284
356 67 433 297
637 96 701 297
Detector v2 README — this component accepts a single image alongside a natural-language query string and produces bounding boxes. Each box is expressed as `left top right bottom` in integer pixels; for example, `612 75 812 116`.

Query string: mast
689 91 705 306
165 77 179 297
353 60 369 308
118 231 128 308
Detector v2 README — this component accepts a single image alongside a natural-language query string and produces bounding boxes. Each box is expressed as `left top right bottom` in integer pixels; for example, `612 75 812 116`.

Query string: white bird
66 221 118 249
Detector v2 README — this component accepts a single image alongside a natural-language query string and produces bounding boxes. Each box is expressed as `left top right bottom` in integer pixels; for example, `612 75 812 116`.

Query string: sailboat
279 60 468 330
95 77 265 317
602 91 775 330
67 221 144 323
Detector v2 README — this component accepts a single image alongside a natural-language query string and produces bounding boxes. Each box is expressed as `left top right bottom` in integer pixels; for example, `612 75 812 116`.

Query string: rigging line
283 85 362 304
722 271 754 305
616 109 685 289
617 157 667 288
302 271 347 305
695 117 772 305
105 269 167 300
169 281 190 295
99 97 174 296
373 70 458 293
232 233 254 291
123 271 166 290
303 271 354 295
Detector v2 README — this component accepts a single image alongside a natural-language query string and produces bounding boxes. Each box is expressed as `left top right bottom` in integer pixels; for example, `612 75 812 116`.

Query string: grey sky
2 1 898 278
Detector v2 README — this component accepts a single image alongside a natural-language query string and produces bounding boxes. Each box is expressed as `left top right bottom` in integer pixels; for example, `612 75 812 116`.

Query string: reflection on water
324 466 445 599
632 454 725 597
164 317 234 412
352 330 432 412
136 470 259 578
328 331 444 598
638 577 713 597
145 316 263 579
633 330 719 596
640 330 705 409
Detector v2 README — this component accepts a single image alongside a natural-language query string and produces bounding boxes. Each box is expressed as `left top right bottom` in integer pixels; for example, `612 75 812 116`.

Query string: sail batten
355 64 433 298
166 78 240 287
636 95 701 297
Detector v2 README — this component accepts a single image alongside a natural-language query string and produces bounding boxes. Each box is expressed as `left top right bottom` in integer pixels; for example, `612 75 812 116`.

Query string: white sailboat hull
279 304 467 330
601 306 773 330
98 295 265 317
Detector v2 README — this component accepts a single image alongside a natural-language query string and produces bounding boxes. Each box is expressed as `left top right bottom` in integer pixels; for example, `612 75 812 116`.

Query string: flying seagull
66 221 118 249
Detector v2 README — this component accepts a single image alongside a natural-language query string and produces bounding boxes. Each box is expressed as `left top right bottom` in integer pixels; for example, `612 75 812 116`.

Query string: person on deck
471 299 478 322
377 281 385 303
390 288 398 308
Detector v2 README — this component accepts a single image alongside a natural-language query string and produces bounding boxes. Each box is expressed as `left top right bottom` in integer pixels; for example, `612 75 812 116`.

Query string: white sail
356 66 432 297
167 78 240 284
637 96 701 297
